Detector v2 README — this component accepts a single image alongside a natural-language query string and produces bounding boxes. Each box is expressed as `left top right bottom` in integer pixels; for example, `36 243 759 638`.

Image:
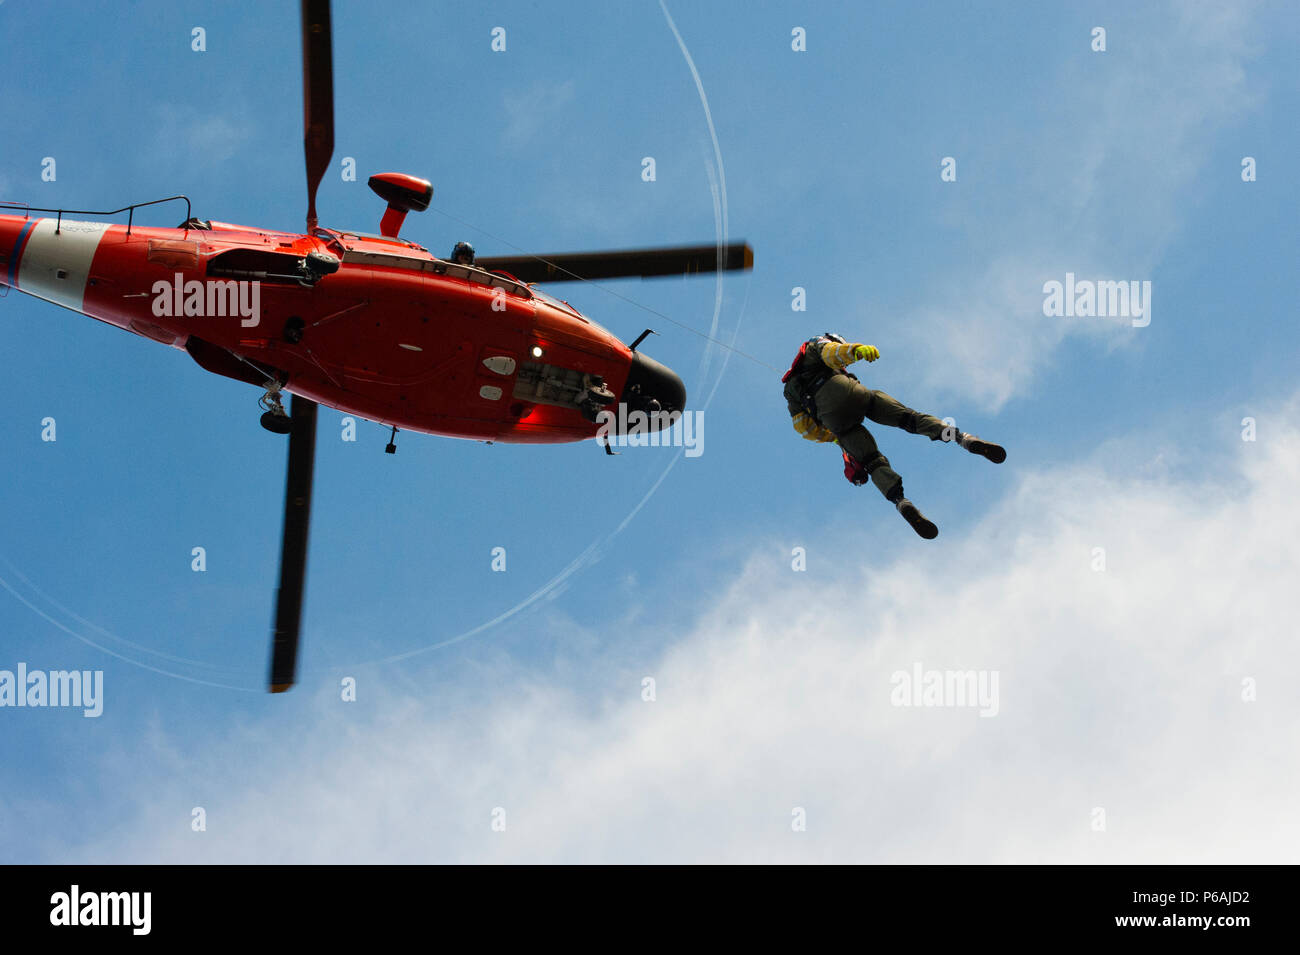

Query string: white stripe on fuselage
15 219 110 312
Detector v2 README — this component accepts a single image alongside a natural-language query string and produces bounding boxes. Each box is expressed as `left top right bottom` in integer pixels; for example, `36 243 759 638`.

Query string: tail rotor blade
269 395 319 693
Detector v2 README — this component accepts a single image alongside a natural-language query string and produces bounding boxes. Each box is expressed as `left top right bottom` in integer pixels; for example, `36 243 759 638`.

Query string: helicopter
0 0 752 693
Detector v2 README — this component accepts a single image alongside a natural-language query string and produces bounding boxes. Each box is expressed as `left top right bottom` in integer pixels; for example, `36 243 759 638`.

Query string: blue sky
1 0 1297 862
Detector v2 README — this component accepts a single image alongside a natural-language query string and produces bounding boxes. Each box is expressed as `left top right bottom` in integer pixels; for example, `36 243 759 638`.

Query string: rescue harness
781 337 857 420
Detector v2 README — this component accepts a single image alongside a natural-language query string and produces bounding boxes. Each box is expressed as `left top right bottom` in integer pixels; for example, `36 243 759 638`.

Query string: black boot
887 486 938 539
958 432 1006 464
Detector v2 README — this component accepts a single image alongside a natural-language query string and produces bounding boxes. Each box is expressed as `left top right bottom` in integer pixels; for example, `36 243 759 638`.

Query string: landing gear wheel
258 381 294 433
578 373 617 423
261 411 295 434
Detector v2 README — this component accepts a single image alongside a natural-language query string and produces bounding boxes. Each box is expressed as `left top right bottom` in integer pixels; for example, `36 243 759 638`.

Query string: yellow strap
793 413 835 442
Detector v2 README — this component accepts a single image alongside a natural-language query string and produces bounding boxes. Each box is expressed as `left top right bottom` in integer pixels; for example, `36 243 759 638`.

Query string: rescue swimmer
783 334 1006 539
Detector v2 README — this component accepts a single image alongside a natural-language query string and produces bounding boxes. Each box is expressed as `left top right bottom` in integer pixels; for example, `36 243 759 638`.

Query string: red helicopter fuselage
0 211 682 443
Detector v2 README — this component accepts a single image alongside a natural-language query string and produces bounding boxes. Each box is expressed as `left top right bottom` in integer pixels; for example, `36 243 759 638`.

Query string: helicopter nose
618 352 687 431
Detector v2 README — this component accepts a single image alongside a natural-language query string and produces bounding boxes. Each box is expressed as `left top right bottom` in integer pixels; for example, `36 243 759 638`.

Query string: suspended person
783 334 1005 538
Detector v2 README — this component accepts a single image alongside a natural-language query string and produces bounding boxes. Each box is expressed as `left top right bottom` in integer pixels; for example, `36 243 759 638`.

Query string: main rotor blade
476 241 753 285
268 395 319 693
301 0 335 233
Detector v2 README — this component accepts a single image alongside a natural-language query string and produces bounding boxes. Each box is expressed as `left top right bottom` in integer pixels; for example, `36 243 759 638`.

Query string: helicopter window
332 229 425 251
530 287 585 320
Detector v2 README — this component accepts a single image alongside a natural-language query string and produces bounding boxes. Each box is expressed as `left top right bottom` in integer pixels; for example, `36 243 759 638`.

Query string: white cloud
501 80 577 149
900 2 1265 412
43 395 1300 863
150 107 251 166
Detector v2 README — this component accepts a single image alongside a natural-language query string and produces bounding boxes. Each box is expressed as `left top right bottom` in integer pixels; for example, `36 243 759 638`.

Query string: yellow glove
854 344 879 362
